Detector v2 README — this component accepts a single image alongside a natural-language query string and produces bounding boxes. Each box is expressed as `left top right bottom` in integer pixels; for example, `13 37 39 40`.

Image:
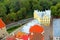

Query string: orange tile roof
0 18 6 28
29 25 44 33
15 32 29 40
15 32 26 38
21 35 29 40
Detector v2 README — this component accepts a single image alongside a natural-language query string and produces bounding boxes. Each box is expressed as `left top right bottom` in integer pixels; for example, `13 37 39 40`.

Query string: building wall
34 11 42 24
34 10 50 26
42 15 50 26
0 27 8 38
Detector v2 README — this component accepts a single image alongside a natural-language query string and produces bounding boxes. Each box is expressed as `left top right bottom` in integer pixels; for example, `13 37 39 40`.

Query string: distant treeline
0 0 60 24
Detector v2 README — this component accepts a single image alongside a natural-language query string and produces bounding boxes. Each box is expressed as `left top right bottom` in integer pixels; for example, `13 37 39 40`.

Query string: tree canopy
0 0 60 24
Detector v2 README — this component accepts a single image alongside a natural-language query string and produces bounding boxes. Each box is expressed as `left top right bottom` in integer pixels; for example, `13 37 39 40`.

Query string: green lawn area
7 24 24 33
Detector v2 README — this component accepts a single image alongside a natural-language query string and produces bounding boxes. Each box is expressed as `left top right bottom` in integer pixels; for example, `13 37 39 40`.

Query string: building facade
34 10 51 26
0 18 8 39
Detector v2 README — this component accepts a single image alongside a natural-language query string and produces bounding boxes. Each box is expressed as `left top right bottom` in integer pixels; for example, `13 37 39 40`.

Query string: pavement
42 25 53 40
6 18 33 29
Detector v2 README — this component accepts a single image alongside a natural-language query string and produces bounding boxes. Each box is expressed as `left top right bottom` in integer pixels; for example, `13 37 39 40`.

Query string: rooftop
0 18 6 28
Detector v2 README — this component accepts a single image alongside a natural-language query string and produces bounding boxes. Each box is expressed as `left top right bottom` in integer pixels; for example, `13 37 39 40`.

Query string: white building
34 10 51 26
53 19 60 40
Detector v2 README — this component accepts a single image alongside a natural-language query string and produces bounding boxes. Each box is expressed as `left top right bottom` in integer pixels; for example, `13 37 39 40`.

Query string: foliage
7 25 20 33
51 3 60 18
0 0 60 24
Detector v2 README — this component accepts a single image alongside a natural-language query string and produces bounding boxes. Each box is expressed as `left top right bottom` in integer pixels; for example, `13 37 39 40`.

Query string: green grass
7 24 24 33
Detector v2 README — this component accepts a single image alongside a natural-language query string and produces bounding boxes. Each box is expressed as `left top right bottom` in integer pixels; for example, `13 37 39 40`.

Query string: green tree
51 6 57 17
7 12 17 21
0 3 7 22
20 7 27 18
31 0 38 10
52 0 57 5
0 3 6 17
16 10 23 20
9 0 20 12
19 0 30 11
56 3 60 17
51 3 60 18
39 0 52 10
3 0 10 14
16 7 27 20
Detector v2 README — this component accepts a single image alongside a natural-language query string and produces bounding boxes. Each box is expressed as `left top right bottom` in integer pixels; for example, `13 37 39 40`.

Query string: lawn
7 24 24 33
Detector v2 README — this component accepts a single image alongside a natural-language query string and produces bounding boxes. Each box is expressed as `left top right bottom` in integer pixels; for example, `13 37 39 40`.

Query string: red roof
29 25 44 33
21 35 29 40
6 36 15 40
0 18 6 28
